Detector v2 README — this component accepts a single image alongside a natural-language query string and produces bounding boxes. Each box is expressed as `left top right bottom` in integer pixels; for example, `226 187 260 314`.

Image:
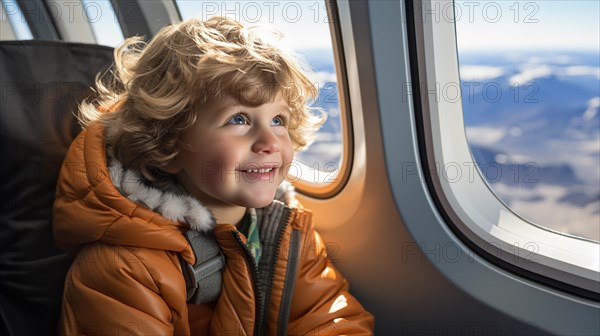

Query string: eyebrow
276 104 292 115
273 100 293 112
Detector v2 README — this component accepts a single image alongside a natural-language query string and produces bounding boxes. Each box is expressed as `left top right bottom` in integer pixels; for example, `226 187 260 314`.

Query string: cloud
542 136 600 187
494 184 600 241
526 55 574 65
508 64 600 85
306 71 337 86
466 126 506 146
327 107 340 118
509 65 553 84
583 97 600 121
562 66 600 79
459 66 504 81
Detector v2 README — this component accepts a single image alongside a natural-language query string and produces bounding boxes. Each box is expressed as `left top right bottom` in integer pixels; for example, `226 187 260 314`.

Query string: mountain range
297 49 599 241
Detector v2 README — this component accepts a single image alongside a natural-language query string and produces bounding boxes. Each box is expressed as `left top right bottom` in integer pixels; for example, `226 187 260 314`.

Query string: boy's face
170 92 294 211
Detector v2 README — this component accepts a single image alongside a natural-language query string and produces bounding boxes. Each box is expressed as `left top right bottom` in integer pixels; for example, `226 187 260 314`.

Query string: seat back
0 41 113 335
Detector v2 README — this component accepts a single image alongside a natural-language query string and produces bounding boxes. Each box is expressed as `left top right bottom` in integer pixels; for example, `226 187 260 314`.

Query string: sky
454 0 600 51
175 0 334 50
3 1 598 52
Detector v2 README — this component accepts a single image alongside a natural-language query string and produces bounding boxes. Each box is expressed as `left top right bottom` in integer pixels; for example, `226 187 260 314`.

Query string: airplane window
454 0 600 242
81 0 124 47
1 0 33 39
175 0 346 189
414 0 598 296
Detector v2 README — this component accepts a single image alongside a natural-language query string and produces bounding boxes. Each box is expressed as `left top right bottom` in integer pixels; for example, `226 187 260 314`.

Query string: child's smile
167 92 294 217
238 165 278 181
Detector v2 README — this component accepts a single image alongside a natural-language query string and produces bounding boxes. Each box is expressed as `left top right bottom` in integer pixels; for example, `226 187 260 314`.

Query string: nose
251 125 281 154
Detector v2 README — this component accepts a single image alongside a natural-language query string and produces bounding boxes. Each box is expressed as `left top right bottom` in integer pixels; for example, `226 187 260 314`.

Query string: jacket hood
53 123 296 258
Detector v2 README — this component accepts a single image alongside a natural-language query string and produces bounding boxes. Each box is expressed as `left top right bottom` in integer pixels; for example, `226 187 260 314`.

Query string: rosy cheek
282 136 294 160
284 145 293 164
210 144 243 172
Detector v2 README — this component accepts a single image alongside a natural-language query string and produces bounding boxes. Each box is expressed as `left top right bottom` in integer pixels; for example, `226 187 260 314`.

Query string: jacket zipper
232 208 295 335
231 231 264 336
259 209 293 335
277 228 301 335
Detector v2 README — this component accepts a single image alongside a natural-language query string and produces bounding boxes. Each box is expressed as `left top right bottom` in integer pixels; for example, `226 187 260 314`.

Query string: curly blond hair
79 17 325 185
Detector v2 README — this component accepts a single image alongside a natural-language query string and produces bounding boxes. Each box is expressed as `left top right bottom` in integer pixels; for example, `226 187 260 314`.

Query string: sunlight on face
172 93 294 210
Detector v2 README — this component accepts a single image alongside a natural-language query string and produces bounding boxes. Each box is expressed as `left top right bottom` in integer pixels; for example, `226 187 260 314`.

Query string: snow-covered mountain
297 49 599 241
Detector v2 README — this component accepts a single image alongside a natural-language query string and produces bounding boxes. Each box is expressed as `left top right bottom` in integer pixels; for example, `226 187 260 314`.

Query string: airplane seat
0 40 114 336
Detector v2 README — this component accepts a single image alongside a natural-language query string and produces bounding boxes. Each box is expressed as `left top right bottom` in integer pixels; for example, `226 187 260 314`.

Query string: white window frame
1 0 32 40
47 0 95 43
81 0 125 47
1 1 17 40
417 0 599 293
346 0 598 332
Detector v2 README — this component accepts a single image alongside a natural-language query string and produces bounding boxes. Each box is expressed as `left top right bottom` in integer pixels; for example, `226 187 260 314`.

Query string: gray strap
180 229 225 304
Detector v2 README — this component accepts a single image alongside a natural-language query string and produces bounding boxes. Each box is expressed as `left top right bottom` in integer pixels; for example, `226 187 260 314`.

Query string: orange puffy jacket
53 123 374 335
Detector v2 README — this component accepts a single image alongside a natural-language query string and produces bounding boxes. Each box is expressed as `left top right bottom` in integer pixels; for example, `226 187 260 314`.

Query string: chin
237 190 277 209
243 198 275 209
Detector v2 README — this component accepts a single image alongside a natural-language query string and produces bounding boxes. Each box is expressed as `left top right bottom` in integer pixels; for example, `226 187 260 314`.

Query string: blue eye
227 113 249 125
271 114 287 126
272 117 282 126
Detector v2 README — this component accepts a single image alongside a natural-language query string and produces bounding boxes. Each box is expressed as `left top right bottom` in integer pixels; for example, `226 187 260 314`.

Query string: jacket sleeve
58 242 189 335
287 219 375 335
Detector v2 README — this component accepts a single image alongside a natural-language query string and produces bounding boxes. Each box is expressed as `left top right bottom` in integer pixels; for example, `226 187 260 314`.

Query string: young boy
53 17 374 335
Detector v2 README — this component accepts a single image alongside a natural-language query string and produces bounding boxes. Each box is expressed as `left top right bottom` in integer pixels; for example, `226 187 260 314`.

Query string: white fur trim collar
107 155 215 231
106 152 295 232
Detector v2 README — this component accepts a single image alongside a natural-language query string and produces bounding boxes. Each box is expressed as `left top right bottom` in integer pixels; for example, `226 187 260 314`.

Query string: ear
162 156 182 174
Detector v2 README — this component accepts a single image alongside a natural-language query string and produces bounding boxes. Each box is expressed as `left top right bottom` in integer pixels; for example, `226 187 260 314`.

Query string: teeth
245 168 273 173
